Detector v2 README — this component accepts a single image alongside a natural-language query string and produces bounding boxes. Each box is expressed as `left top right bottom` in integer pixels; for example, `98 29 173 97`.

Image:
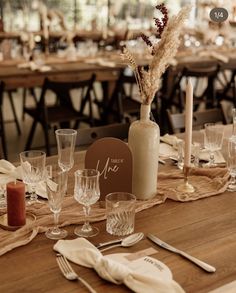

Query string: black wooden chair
217 68 236 106
102 70 141 124
24 74 96 155
164 65 220 113
0 82 7 159
167 107 226 134
76 123 130 148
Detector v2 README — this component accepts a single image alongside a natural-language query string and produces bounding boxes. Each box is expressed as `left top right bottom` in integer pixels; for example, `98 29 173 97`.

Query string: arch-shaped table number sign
85 138 132 201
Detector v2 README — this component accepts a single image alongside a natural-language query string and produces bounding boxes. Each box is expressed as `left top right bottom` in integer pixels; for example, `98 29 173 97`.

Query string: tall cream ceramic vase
128 104 160 200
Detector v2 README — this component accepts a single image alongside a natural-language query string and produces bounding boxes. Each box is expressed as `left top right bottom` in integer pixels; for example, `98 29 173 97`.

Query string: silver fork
56 254 97 293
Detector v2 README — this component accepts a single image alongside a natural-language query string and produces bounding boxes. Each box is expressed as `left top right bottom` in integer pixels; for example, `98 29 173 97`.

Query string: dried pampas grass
121 4 191 105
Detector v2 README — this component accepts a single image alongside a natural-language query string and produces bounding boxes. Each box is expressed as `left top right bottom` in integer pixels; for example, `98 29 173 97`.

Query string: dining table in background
0 125 236 293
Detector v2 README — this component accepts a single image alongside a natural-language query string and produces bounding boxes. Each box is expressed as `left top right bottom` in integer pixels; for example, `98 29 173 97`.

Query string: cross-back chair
102 69 141 124
217 68 236 107
24 74 96 155
167 107 226 134
165 65 220 113
76 123 130 148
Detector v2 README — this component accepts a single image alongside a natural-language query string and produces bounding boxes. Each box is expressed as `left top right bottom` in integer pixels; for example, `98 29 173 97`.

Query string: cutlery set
56 233 216 291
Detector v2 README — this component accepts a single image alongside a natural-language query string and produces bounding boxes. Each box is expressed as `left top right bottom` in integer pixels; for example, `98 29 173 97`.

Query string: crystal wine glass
203 123 224 168
74 169 100 237
227 137 236 191
45 165 68 240
55 129 77 172
20 150 46 204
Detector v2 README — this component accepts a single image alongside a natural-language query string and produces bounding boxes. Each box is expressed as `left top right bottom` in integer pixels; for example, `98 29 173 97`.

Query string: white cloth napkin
160 134 180 149
0 159 22 184
199 149 226 164
160 135 225 164
54 238 184 293
0 159 47 198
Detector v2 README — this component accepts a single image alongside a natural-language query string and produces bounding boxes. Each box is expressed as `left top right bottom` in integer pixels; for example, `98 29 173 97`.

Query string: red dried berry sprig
154 3 168 38
140 33 153 48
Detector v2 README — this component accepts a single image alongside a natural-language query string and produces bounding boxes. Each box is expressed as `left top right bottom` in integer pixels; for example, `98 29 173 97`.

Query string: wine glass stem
82 205 91 231
209 151 215 165
30 185 37 201
53 212 60 233
230 175 236 184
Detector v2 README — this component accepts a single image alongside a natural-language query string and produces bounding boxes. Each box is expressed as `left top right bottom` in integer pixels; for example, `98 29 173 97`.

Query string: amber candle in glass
7 181 26 226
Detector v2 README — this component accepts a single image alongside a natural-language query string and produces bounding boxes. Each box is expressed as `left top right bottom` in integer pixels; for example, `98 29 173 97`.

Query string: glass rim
55 129 77 135
19 150 46 157
74 168 100 178
105 192 136 202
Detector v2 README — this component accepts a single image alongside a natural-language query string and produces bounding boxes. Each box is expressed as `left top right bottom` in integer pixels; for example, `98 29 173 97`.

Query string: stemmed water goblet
203 123 224 168
74 169 100 237
20 150 46 204
45 165 68 240
227 137 236 191
55 129 77 172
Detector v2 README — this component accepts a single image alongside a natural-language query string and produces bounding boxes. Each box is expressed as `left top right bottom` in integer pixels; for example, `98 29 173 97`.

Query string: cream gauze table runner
0 164 229 256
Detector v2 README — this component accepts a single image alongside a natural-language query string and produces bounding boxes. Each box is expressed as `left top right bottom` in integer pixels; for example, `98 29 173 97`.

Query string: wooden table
0 55 123 92
0 48 236 91
0 144 236 293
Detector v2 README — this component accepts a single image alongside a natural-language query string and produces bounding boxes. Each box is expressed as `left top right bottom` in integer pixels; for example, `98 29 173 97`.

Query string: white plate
104 253 172 280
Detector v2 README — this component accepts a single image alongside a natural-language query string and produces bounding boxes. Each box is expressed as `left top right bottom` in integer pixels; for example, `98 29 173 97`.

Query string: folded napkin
158 167 229 202
160 134 180 149
0 159 22 184
160 134 226 164
159 143 178 159
0 159 47 198
54 238 184 293
199 149 226 164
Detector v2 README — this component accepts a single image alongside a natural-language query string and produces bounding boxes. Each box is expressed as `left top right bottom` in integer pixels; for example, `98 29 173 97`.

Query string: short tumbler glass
106 192 136 236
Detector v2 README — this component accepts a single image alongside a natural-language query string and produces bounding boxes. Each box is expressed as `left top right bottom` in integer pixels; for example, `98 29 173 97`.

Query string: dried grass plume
121 4 191 105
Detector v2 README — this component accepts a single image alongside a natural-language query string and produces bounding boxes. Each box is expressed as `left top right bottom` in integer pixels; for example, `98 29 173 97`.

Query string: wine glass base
26 198 41 206
45 228 68 240
227 184 236 192
74 226 99 237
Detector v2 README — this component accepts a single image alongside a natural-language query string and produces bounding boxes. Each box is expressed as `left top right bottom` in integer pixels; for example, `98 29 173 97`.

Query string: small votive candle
7 181 26 226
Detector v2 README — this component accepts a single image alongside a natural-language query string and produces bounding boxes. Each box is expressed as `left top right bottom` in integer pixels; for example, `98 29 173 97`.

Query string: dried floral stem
121 3 190 105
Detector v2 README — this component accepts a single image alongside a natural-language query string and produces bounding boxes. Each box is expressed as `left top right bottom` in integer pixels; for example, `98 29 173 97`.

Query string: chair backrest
38 73 96 111
166 65 220 113
167 107 226 134
76 123 130 147
103 70 140 123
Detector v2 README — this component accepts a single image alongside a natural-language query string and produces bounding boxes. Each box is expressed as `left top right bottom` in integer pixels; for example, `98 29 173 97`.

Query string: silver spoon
99 232 144 252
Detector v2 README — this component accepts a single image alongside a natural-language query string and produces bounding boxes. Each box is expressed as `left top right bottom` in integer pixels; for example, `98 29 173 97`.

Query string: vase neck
140 104 151 121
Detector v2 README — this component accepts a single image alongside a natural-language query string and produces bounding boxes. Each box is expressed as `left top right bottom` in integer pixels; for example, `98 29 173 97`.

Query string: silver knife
147 233 216 273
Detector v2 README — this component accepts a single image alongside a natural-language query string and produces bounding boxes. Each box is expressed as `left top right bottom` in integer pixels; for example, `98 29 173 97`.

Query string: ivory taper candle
184 78 193 167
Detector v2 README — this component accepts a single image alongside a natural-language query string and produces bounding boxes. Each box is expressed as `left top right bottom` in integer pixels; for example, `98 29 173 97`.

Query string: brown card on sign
85 138 132 201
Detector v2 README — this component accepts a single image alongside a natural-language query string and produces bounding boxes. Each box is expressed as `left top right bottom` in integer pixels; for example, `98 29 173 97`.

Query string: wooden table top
0 142 236 293
0 47 235 90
